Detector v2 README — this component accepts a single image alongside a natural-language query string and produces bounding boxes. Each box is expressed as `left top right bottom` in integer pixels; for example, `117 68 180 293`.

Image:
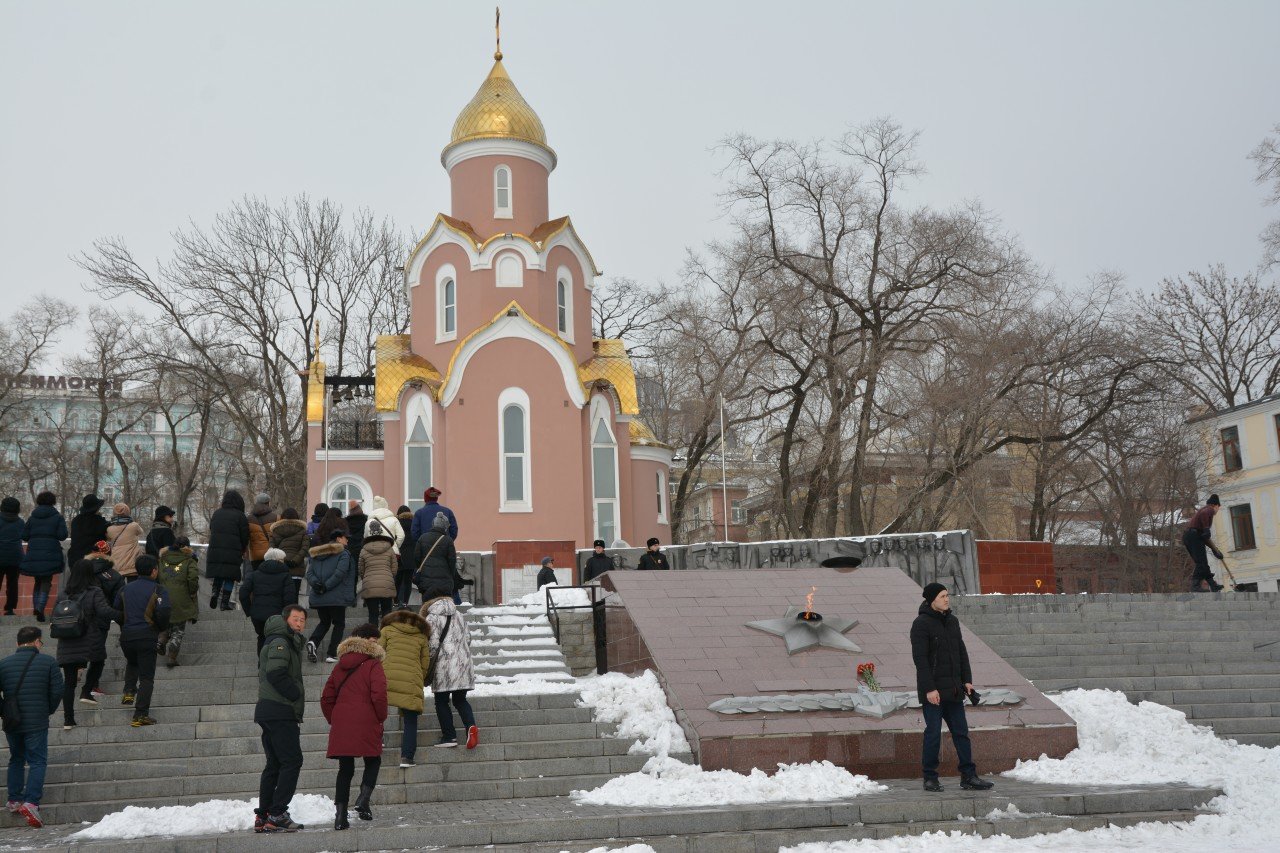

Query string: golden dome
446 56 551 153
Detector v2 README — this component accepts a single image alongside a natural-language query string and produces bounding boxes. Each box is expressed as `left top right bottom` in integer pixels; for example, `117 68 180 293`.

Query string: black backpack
50 592 88 639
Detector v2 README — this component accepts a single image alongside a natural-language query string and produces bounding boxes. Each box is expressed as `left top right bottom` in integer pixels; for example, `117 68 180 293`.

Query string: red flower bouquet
856 662 881 692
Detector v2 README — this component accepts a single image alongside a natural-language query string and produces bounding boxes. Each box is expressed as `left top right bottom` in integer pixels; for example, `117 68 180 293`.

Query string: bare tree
77 196 409 508
1251 123 1280 271
1133 266 1280 409
0 297 78 438
591 277 671 360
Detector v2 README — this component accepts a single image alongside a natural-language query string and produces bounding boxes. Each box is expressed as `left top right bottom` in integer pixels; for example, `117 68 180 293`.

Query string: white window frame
590 397 620 544
404 393 433 511
555 264 574 342
494 164 513 219
325 474 371 509
496 253 523 288
498 387 532 512
655 469 667 524
435 264 458 343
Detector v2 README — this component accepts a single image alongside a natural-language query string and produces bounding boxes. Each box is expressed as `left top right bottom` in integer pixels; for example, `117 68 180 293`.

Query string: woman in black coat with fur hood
205 490 249 611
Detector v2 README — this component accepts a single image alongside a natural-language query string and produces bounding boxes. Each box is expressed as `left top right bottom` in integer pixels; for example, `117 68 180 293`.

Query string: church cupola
441 16 553 238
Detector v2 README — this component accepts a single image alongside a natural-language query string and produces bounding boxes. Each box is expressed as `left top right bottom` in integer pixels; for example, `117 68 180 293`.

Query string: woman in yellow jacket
378 610 430 767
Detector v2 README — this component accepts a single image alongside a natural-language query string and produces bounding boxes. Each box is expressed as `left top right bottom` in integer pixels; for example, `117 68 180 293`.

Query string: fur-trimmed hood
380 609 428 633
271 517 307 534
309 541 345 558
336 635 386 660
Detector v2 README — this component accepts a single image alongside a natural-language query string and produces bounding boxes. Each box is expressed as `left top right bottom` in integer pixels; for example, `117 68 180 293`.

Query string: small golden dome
447 57 550 151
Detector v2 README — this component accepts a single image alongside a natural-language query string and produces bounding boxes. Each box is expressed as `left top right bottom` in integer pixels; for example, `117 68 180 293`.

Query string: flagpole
720 393 729 542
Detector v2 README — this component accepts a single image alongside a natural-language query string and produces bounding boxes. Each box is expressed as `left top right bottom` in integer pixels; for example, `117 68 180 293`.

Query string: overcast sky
2 0 1277 360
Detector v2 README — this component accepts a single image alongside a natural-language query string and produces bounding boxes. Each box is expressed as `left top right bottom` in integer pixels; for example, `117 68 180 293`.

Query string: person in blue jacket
305 530 355 664
0 625 64 828
21 493 67 622
0 498 25 616
410 487 457 544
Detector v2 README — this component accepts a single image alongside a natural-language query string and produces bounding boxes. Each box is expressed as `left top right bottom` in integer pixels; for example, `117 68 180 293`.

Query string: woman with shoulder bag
419 580 478 749
320 623 387 830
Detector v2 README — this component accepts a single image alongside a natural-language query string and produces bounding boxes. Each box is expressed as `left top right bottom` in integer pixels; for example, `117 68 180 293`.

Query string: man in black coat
909 583 993 793
239 549 299 653
637 537 669 571
206 491 250 611
144 506 177 558
583 540 614 582
67 494 108 567
536 557 558 590
344 501 368 564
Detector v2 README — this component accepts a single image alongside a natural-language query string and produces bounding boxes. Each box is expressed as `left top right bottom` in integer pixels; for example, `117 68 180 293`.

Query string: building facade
1192 392 1280 589
306 43 673 552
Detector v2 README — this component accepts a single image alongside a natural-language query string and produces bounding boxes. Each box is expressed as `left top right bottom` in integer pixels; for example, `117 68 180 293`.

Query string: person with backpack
0 626 63 828
305 503 328 546
0 498 25 616
268 508 309 596
358 521 398 627
22 492 68 622
113 555 171 726
67 494 108 567
143 506 176 558
52 559 119 729
420 580 478 750
104 503 144 582
306 530 355 664
156 537 200 667
320 623 387 830
247 494 278 571
206 491 250 612
378 609 430 767
240 548 298 653
413 512 466 605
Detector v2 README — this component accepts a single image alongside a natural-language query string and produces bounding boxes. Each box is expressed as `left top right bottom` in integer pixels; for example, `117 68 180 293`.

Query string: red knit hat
425 487 442 501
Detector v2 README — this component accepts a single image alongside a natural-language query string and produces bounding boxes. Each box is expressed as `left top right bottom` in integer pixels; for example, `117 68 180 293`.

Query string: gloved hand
1212 548 1224 560
311 583 327 596
461 577 475 586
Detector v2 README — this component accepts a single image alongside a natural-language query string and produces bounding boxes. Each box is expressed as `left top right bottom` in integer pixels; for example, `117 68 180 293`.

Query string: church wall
410 242 470 368
543 244 592 363
449 154 549 238
629 456 671 546
441 335 588 550
380 415 405 508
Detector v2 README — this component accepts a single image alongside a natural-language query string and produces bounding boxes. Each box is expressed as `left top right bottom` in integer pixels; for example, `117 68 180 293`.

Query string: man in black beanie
1184 494 1225 592
909 582 992 792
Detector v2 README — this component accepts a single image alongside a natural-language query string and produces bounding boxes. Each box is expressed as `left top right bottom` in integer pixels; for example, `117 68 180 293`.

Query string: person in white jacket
365 497 405 555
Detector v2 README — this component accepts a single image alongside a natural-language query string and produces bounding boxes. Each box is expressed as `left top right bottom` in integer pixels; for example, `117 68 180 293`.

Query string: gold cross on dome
494 7 502 60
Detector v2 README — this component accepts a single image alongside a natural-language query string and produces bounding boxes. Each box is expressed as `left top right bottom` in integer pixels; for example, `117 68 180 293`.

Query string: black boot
960 775 994 790
923 778 942 792
209 590 220 609
334 803 349 831
219 589 235 611
354 784 374 820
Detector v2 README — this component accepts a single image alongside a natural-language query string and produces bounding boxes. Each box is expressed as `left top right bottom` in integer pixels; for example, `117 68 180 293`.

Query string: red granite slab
603 567 1077 779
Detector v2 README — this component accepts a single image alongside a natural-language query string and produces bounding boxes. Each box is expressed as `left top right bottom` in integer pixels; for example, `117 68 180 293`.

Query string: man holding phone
910 582 993 793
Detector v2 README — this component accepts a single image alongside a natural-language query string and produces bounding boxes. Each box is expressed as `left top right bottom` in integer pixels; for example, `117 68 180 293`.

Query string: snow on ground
70 794 334 840
475 659 566 670
470 672 580 696
571 670 885 808
780 688 1280 852
512 582 594 609
577 846 657 853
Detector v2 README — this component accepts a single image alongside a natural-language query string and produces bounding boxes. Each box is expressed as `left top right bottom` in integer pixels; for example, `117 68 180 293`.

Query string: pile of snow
574 756 886 808
577 670 691 755
781 688 1280 852
572 670 884 808
71 794 335 840
512 582 593 609
582 846 656 853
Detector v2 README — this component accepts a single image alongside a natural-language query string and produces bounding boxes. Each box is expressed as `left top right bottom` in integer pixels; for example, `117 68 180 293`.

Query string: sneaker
433 738 458 748
960 775 994 790
466 725 479 750
399 759 415 768
325 656 338 663
90 689 106 701
17 802 41 828
262 812 303 832
63 723 76 731
121 694 135 706
130 715 157 727
78 696 99 706
923 778 943 792
306 641 318 663
6 800 21 813
253 811 266 833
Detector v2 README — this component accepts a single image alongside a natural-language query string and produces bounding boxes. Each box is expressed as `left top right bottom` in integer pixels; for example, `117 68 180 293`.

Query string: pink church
305 43 673 552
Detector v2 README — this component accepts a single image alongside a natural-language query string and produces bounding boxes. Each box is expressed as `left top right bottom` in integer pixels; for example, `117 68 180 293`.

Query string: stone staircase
0 594 686 828
955 592 1280 747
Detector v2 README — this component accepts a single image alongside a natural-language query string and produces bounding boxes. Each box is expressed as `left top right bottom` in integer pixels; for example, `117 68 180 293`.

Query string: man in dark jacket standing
240 549 299 652
1184 494 1225 592
410 487 458 543
910 583 992 793
536 557 558 589
0 626 64 828
114 556 171 726
0 498 25 616
344 501 368 564
255 605 307 833
583 540 613 582
637 537 669 571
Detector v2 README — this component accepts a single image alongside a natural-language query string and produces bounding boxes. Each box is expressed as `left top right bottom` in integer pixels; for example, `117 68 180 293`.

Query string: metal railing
545 584 609 675
327 419 384 450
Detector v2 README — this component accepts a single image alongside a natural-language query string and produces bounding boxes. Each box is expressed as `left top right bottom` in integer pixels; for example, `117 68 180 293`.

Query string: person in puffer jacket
358 524 398 627
305 531 355 663
240 549 298 652
156 538 200 667
0 497 25 616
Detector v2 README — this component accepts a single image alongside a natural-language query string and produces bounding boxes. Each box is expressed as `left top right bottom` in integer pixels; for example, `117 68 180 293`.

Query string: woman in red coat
320 622 388 830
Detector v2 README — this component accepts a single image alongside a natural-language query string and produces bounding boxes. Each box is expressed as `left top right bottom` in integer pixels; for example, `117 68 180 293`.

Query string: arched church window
328 481 364 507
591 402 619 545
496 254 523 288
656 470 667 523
499 388 531 511
494 165 512 219
557 280 568 334
405 395 433 511
440 278 456 337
